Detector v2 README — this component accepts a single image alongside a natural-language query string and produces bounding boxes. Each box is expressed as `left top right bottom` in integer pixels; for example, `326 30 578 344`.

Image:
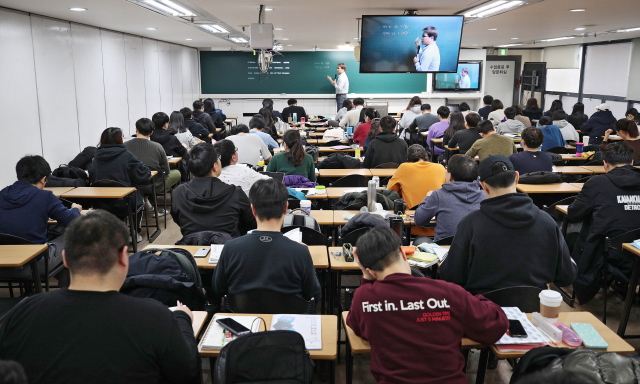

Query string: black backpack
52 164 89 182
518 171 563 184
213 330 314 384
282 208 321 232
305 146 319 162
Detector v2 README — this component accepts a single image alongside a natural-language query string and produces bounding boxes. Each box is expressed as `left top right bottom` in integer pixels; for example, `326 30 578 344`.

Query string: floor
13 201 640 384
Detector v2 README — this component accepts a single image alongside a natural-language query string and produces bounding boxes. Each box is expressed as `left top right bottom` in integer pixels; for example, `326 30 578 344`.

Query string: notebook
496 307 547 345
270 315 322 350
209 244 224 264
200 315 261 350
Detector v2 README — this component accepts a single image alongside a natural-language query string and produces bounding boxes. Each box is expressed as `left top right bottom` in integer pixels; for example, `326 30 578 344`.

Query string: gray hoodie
496 119 525 135
553 119 579 142
414 181 486 241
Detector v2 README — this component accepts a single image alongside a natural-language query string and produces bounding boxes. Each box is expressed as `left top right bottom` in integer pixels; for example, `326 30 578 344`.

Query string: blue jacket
580 110 616 144
539 125 566 151
0 181 80 243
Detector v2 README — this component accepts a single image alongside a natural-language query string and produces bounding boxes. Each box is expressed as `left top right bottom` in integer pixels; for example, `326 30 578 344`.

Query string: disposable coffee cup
539 290 562 319
300 200 311 215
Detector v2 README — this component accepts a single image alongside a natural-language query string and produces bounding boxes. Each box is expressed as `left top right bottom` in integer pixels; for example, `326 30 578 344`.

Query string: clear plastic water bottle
367 179 377 212
293 112 298 124
373 176 380 189
258 153 264 168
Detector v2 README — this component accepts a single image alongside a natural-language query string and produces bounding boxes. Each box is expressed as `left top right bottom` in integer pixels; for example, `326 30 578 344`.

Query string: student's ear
514 171 520 185
284 200 289 214
118 245 129 268
479 181 490 196
367 268 378 280
251 203 257 217
39 176 47 186
62 249 69 269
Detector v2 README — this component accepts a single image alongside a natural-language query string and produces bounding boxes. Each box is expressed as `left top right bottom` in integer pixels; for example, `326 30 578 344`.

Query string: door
484 60 515 107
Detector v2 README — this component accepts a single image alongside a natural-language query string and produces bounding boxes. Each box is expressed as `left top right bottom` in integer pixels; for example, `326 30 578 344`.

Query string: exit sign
499 49 508 56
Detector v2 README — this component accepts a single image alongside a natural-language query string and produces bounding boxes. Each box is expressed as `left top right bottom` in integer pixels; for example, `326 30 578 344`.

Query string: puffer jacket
317 153 362 169
283 175 318 188
340 212 389 237
335 189 401 210
176 230 233 246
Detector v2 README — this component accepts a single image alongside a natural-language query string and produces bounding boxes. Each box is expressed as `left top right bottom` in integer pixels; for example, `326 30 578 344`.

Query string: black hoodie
441 193 577 295
362 131 408 168
184 118 210 142
193 109 222 132
568 165 640 303
170 177 256 237
150 129 188 158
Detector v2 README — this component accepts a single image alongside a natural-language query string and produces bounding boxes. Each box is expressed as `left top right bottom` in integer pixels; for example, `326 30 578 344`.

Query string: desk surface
556 205 569 215
61 187 136 199
319 169 371 178
167 157 182 164
150 171 158 178
199 313 337 359
622 243 640 258
192 311 208 337
491 311 635 358
516 183 583 194
369 168 397 177
319 147 354 153
560 154 589 161
0 244 48 267
554 166 594 175
332 210 414 226
324 187 381 199
143 244 329 270
44 187 75 197
310 210 334 225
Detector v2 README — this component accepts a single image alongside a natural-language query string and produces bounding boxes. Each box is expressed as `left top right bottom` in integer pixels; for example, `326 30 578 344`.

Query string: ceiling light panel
144 0 194 16
201 25 229 33
539 36 575 42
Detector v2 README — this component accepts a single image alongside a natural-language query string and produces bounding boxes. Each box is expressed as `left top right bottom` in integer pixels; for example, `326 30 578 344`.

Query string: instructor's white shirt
460 75 471 89
334 72 349 94
415 43 440 71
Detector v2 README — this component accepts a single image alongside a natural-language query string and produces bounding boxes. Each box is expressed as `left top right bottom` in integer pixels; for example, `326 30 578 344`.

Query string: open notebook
200 315 262 350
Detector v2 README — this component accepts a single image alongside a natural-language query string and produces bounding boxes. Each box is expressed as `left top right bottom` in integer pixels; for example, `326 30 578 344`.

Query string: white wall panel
544 45 581 69
190 48 199 100
101 31 130 134
124 35 146 135
181 46 193 106
0 9 42 188
627 38 640 101
546 69 580 93
583 43 632 97
70 24 106 149
143 38 161 117
31 16 80 168
607 101 628 120
582 97 603 117
158 41 173 114
562 96 579 112
170 44 183 111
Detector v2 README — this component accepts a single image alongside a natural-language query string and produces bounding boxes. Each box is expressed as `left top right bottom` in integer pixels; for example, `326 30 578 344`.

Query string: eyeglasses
235 147 238 152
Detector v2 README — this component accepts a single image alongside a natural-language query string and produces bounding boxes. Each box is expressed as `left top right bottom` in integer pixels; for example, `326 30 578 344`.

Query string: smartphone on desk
507 320 528 338
216 318 251 336
193 247 210 258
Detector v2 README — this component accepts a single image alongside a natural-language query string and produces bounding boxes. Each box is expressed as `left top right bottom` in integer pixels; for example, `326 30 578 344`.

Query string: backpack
283 208 321 232
216 108 227 121
44 175 88 188
518 171 563 184
305 146 319 162
52 164 89 182
214 330 314 384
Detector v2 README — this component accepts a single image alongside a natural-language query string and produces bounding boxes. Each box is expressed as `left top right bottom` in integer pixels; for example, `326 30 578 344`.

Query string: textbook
270 315 322 350
496 307 547 346
200 315 261 350
408 243 448 268
209 244 224 264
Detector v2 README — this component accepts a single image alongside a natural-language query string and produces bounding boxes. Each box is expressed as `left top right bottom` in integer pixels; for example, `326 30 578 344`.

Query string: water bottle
367 179 377 212
293 112 298 124
373 176 380 188
258 153 264 168
301 117 306 129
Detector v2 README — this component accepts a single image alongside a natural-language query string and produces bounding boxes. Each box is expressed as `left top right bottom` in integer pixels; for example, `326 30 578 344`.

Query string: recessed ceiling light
185 38 193 40
488 28 497 31
354 37 359 40
498 43 522 47
201 25 229 33
511 37 518 39
570 8 585 12
281 38 289 40
274 28 284 31
70 7 87 11
473 44 478 46
265 8 274 11
575 27 586 30
539 36 575 42
287 44 293 46
616 27 640 33
230 37 248 43
147 27 157 30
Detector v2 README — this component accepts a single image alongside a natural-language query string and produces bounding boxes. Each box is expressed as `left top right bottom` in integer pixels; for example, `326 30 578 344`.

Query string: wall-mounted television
433 62 482 91
359 15 464 73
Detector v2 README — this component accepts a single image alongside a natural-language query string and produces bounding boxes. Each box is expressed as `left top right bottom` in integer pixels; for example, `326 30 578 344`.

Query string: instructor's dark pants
336 94 347 112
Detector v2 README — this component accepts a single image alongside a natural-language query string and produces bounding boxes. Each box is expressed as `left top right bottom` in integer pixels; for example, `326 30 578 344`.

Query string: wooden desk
167 157 182 165
516 183 583 194
554 166 594 175
369 168 397 177
325 187 380 199
319 147 354 153
150 171 158 178
618 243 640 337
328 246 361 271
556 205 569 215
0 244 48 293
192 311 208 337
199 313 338 361
61 187 136 199
310 210 334 226
491 312 635 359
332 210 413 226
318 169 371 178
44 187 75 197
560 154 590 161
316 138 349 145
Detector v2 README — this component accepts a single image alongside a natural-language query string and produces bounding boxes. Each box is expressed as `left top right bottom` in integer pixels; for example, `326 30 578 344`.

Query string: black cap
478 154 514 182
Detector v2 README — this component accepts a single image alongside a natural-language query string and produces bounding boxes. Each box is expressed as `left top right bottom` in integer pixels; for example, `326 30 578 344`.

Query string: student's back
281 105 307 122
150 128 187 158
227 133 271 166
89 144 150 190
363 119 408 168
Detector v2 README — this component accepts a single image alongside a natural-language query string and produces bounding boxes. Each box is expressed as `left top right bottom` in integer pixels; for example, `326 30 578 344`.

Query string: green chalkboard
200 51 427 94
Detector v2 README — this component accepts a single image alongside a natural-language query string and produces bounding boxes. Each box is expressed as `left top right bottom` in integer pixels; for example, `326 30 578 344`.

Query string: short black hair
380 116 396 133
422 26 438 41
180 107 193 119
465 113 481 128
491 99 504 111
521 127 544 148
249 115 266 130
551 111 568 121
447 154 478 182
407 144 430 162
483 95 494 105
364 108 377 121
538 116 553 126
483 168 517 189
459 102 470 112
152 112 169 130
342 99 353 109
437 106 450 119
16 155 51 184
477 120 495 134
249 178 289 221
421 104 431 112
615 119 639 137
504 107 517 120
288 98 297 105
353 98 365 106
193 100 204 110
135 118 154 136
355 226 402 272
602 141 634 166
213 139 236 168
188 143 219 177
100 127 123 145
231 124 250 135
64 210 128 275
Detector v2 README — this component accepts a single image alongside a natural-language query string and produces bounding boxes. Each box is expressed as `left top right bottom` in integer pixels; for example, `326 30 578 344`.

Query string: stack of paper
200 315 261 350
209 244 224 264
408 243 448 268
632 239 640 250
284 228 302 243
270 315 322 350
496 307 549 352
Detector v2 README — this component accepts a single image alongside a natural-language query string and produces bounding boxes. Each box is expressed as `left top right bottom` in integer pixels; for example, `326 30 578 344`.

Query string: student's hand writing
175 301 194 323
72 203 82 213
413 55 419 64
354 250 376 280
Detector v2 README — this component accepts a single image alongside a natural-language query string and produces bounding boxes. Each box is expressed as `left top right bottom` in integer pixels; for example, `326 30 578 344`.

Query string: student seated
192 100 220 134
150 112 188 158
281 98 309 123
442 111 466 148
512 105 532 128
487 99 505 126
536 116 566 151
448 113 482 154
363 119 381 155
214 139 270 196
477 95 493 121
567 102 590 131
258 108 280 143
387 145 445 210
362 116 408 168
203 98 225 128
340 97 365 128
441 155 577 294
266 130 316 182
346 226 508 384
551 111 579 142
0 155 82 286
398 96 422 132
211 178 321 304
581 103 616 145
458 102 473 117
426 106 450 157
335 99 353 122
601 119 640 163
249 115 279 150
543 99 564 118
414 154 485 243
568 142 640 304
0 210 199 384
523 98 543 121
262 98 283 121
180 107 211 142
496 107 526 135
169 110 198 149
353 108 376 146
226 124 272 166
465 121 517 161
171 143 256 237
508 127 553 174
407 104 439 143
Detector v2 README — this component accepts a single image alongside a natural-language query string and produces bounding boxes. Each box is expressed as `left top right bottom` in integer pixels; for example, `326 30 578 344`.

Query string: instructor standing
327 63 349 112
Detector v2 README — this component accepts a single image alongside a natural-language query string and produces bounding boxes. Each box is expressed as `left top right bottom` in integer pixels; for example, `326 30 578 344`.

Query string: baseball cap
478 154 514 182
596 103 610 111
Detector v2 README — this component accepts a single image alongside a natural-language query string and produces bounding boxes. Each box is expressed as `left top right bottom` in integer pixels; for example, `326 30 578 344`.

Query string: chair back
574 176 592 183
260 171 285 183
584 160 604 166
329 175 370 187
546 147 571 154
0 234 34 245
91 179 128 188
552 160 566 166
339 227 370 245
225 289 315 314
435 236 454 246
374 162 400 169
482 286 543 313
605 228 640 254
379 176 392 186
542 196 576 222
282 226 330 246
337 202 366 210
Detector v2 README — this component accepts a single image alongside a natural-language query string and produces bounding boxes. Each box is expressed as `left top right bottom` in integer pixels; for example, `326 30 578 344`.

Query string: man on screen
458 68 470 89
414 26 440 71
